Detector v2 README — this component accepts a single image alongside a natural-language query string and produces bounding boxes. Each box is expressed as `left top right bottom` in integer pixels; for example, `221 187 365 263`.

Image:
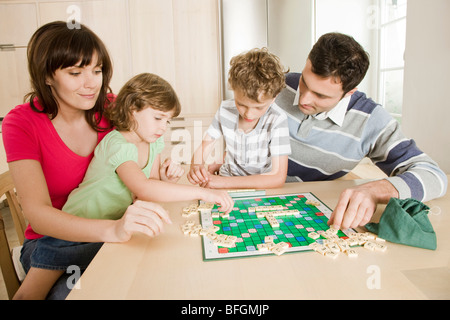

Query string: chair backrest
0 171 26 245
0 213 20 299
0 170 26 299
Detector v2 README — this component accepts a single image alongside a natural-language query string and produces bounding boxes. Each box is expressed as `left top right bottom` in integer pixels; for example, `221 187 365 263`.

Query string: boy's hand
207 162 222 175
187 165 209 185
160 158 184 183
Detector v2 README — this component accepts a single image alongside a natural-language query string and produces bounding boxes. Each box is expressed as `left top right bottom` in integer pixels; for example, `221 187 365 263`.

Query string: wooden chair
0 170 27 299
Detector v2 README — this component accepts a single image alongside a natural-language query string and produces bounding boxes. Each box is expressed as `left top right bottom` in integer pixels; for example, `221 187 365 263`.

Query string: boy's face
234 88 275 127
298 59 356 115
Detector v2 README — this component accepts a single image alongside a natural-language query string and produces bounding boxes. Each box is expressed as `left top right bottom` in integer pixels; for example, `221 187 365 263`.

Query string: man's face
297 59 355 115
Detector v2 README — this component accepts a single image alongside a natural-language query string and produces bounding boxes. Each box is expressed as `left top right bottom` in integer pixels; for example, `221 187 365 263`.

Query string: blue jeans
20 237 103 300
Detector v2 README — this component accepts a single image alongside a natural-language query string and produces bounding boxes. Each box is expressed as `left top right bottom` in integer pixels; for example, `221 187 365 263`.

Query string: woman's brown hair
26 21 113 131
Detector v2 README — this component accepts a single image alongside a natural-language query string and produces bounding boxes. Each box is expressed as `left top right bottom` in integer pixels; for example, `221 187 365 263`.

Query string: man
276 32 447 230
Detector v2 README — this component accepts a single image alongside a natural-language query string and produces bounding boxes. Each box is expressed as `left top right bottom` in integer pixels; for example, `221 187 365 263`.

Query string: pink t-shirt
2 98 113 240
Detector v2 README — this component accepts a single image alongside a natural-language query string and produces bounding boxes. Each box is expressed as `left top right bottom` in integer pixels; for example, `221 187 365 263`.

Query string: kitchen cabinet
0 0 221 118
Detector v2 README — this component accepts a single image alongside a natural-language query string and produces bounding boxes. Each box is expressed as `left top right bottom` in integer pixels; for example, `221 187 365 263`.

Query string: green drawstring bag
365 198 437 250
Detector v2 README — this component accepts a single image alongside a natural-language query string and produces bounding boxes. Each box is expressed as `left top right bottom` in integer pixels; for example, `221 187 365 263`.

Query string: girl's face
132 106 174 143
46 52 103 113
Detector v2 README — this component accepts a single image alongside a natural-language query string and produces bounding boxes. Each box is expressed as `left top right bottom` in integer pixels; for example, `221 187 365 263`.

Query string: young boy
187 48 291 189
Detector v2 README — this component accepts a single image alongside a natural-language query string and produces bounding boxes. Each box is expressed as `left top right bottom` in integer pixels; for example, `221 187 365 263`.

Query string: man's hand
328 179 399 229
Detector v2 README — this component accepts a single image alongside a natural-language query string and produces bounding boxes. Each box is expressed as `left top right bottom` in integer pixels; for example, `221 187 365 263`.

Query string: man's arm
330 107 447 229
366 107 447 202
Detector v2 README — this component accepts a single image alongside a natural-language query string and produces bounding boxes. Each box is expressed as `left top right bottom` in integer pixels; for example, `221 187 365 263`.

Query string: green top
62 130 164 220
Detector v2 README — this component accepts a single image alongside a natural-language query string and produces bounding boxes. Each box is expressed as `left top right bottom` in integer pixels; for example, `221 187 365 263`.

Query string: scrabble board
199 192 354 261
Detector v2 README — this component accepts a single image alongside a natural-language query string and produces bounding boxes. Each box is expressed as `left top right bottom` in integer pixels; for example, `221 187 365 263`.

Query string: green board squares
200 192 353 261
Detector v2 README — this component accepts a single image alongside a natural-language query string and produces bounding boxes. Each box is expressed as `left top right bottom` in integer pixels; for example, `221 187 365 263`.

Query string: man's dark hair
308 32 370 95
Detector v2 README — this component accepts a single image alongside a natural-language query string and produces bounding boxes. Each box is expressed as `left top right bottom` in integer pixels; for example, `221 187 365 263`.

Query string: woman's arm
9 160 171 243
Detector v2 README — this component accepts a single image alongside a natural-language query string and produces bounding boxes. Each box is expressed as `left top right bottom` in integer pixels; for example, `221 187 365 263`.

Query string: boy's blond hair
228 48 287 102
106 73 181 131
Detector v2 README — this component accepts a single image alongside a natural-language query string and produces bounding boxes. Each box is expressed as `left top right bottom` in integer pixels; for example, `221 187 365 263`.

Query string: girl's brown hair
228 48 287 102
26 21 113 131
106 73 181 131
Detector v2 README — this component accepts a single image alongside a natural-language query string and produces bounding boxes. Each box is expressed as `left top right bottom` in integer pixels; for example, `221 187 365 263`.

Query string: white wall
314 0 378 101
402 0 450 173
267 0 313 74
221 0 313 99
221 0 268 100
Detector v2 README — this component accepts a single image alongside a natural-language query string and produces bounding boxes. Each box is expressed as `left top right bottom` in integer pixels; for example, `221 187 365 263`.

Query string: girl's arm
203 155 289 189
9 160 171 243
116 160 234 213
150 154 161 180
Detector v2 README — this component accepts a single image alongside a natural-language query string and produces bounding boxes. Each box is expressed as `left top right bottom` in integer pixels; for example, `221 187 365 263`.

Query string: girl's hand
113 200 172 242
160 158 184 183
201 189 234 214
199 173 224 189
187 165 209 185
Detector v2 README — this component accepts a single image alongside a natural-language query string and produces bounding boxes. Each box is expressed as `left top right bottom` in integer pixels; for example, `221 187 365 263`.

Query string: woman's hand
113 200 172 242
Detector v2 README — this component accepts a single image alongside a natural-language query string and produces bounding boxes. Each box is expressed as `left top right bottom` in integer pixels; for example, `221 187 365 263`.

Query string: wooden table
67 177 450 300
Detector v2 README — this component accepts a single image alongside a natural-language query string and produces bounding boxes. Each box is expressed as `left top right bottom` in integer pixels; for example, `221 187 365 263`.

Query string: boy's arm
205 155 288 189
187 135 217 185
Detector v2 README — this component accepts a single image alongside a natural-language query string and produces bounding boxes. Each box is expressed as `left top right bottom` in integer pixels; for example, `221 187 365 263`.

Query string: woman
2 21 170 299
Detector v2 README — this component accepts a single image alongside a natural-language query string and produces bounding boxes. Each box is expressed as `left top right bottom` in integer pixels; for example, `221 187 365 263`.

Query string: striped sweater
276 72 447 202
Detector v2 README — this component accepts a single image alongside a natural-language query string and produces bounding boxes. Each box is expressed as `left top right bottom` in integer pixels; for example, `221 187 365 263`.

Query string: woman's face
46 52 103 113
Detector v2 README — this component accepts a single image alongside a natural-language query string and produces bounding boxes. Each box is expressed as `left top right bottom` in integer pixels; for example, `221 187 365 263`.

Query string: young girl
13 72 234 299
64 72 233 220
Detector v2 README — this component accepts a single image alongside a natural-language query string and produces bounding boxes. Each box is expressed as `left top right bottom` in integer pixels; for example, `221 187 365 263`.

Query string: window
378 0 408 123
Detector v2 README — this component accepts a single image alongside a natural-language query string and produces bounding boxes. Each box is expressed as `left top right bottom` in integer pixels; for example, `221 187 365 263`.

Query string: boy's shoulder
268 102 288 118
264 102 288 125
